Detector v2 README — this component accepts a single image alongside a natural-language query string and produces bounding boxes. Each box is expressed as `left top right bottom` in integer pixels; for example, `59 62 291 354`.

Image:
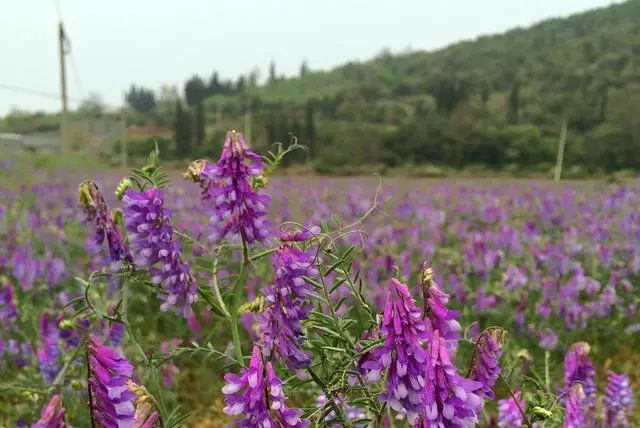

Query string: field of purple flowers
0 135 638 427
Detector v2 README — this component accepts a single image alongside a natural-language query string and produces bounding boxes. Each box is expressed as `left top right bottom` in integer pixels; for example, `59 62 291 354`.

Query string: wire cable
0 82 83 103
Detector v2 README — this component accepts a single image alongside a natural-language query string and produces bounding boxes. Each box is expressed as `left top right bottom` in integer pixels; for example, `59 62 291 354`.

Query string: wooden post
58 22 69 154
554 118 567 183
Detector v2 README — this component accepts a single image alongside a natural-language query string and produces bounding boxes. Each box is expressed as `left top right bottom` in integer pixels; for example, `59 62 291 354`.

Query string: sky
0 0 621 115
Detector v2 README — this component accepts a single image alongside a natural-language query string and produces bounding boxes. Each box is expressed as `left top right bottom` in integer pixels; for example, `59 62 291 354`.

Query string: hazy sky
1 0 620 115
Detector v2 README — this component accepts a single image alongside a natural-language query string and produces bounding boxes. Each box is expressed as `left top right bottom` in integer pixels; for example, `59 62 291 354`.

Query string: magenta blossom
87 335 136 428
195 131 270 245
122 187 198 317
361 278 430 423
31 394 65 428
415 329 483 427
222 345 309 427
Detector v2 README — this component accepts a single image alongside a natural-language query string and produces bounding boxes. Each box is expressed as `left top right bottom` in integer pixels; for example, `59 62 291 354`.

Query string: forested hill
4 0 640 174
240 0 640 173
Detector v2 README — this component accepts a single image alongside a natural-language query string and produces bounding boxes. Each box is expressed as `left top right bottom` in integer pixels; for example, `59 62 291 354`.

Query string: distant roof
0 133 23 141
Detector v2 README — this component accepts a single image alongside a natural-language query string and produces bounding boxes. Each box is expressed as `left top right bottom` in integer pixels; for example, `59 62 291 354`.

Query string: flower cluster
361 278 430 423
421 267 461 348
564 383 586 428
189 131 270 245
563 342 596 415
497 390 525 428
31 394 65 428
78 180 132 264
416 329 483 427
222 345 309 427
36 313 60 384
87 335 136 427
258 243 317 371
468 328 505 399
122 187 198 316
603 371 634 427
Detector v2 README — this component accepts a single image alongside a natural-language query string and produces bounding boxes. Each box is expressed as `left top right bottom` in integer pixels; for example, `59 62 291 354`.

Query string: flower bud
115 177 133 200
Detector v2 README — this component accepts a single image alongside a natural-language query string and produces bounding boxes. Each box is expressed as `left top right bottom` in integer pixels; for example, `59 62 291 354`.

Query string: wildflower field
0 134 638 427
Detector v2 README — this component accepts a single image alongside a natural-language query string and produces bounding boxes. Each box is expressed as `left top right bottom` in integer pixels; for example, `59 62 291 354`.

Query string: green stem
229 236 250 367
230 263 246 366
306 367 352 427
544 350 551 392
500 373 533 428
86 349 97 428
52 339 86 386
206 251 231 318
250 247 277 262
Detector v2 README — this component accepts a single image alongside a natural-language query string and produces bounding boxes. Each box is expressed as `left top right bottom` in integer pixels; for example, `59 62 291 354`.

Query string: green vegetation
3 0 640 174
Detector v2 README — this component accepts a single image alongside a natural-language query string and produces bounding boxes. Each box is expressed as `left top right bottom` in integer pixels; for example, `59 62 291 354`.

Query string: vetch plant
0 130 637 427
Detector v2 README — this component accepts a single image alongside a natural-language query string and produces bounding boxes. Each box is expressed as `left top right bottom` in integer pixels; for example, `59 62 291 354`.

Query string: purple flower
421 268 461 349
45 257 66 287
415 330 483 427
563 383 585 428
538 328 558 350
133 403 160 428
122 187 198 317
497 390 525 428
37 314 60 384
222 345 309 427
160 340 180 388
258 244 317 371
280 225 320 242
87 335 136 428
107 322 126 348
468 328 505 400
563 342 596 415
12 246 40 291
361 278 429 423
194 131 270 245
603 371 634 427
78 180 132 264
7 339 33 367
0 281 17 323
503 265 527 291
31 394 65 428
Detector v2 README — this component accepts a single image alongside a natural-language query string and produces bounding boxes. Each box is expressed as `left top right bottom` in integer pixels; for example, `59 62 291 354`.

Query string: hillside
238 0 640 173
4 0 640 174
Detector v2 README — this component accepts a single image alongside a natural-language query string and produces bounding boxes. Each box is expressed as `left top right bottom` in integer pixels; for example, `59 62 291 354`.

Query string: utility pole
58 22 69 154
554 118 567 183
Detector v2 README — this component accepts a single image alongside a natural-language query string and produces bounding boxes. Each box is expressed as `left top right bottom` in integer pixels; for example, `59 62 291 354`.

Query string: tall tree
507 81 520 125
174 100 191 157
269 61 277 85
125 85 156 113
184 75 208 107
194 102 206 148
304 100 316 159
299 60 309 78
208 72 221 96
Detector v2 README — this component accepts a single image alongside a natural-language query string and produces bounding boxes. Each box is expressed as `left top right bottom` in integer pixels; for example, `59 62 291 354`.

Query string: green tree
269 61 277 85
304 100 316 159
184 75 208 107
174 100 191 157
125 85 156 113
506 81 520 124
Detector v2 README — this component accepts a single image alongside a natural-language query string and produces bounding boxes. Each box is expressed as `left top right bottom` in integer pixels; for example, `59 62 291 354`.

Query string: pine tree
194 102 206 148
304 100 316 159
507 81 520 124
174 100 191 157
269 61 277 85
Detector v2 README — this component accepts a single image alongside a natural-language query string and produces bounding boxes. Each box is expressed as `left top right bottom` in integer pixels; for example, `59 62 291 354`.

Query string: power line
0 82 83 103
68 51 86 98
54 0 86 99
